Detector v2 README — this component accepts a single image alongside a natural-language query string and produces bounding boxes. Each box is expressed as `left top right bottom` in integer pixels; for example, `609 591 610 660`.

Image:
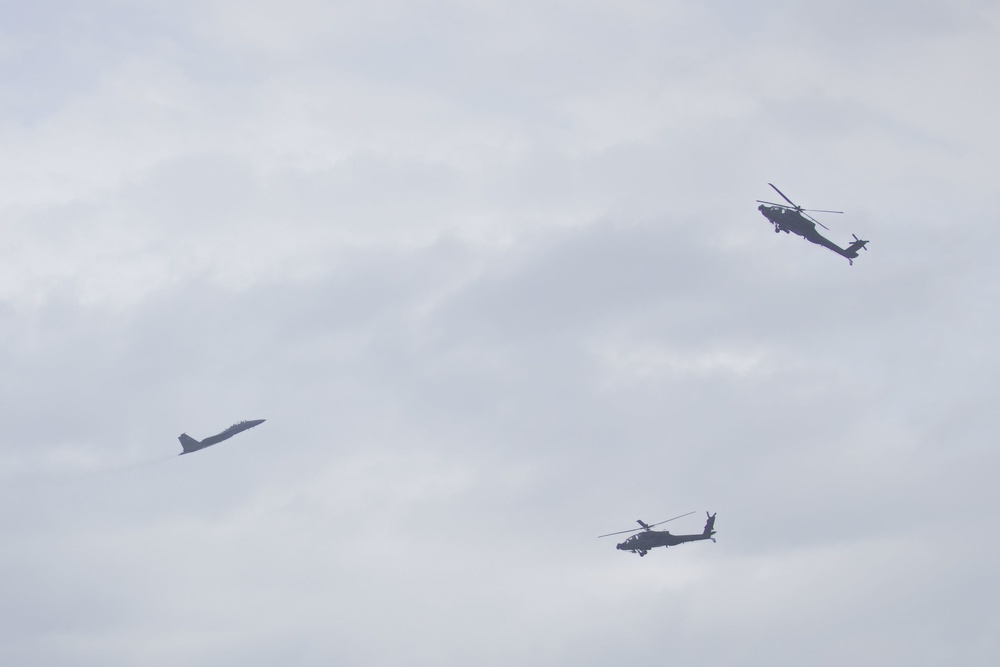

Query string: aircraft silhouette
599 511 717 557
757 183 868 264
178 419 265 455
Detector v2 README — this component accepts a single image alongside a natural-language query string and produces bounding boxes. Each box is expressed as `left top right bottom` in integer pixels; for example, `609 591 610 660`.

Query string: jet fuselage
178 419 265 455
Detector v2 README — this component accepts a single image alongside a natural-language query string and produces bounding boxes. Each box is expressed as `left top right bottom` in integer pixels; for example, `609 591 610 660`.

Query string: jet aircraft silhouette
178 419 265 455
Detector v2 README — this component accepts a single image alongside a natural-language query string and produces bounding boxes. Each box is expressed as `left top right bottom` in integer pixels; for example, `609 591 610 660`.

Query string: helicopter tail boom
702 512 717 537
844 235 868 257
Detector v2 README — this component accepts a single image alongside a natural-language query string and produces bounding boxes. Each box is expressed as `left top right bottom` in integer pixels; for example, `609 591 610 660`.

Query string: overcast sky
2 1 999 665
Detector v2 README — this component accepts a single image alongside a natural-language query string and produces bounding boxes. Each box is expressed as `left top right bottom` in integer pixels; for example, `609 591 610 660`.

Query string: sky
1 1 999 665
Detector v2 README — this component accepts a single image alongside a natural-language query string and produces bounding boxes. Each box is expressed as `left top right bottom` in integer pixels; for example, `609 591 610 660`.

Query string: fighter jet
178 419 265 455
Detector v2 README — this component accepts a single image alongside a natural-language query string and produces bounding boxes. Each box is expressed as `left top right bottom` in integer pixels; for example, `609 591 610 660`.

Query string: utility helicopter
757 183 868 265
599 511 716 557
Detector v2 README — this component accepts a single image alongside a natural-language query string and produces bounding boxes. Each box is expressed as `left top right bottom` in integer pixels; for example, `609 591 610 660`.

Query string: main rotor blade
598 527 644 538
768 183 798 209
802 212 830 230
756 200 794 208
648 511 696 528
801 208 843 214
598 511 697 538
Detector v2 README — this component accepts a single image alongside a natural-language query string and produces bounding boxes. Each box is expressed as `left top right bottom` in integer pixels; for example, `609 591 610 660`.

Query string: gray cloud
1 1 998 665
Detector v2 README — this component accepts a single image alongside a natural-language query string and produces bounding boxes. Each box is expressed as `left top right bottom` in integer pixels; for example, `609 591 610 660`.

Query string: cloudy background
2 1 998 665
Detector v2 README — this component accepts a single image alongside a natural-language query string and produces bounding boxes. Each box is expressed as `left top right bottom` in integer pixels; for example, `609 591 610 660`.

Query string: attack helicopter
757 183 868 265
599 511 716 557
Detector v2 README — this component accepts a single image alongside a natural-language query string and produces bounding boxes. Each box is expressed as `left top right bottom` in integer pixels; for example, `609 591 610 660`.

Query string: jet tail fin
178 433 200 453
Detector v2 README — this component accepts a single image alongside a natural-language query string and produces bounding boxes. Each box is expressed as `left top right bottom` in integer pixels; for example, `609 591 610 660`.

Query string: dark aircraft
178 419 265 455
757 183 868 264
599 511 716 557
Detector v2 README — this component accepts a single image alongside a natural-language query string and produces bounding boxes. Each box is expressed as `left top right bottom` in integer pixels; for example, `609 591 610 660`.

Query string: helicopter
599 511 716 557
757 183 868 265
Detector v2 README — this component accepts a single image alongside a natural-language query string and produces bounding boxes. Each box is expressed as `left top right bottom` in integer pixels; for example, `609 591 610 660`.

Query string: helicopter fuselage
616 530 713 555
614 513 717 557
758 205 866 264
759 205 832 244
